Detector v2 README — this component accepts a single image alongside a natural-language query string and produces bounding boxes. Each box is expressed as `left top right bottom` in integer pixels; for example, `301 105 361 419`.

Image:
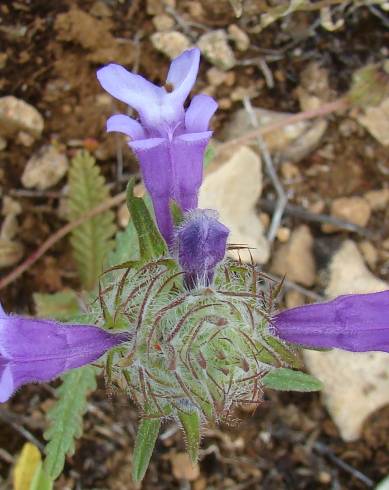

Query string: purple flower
0 303 127 403
274 290 389 352
175 209 229 288
97 48 217 246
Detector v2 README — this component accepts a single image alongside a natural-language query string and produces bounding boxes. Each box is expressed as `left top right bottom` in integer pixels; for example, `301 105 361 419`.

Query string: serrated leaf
132 417 161 482
33 290 80 321
68 150 116 290
126 179 167 262
13 443 41 490
43 366 97 480
263 368 323 392
178 411 201 463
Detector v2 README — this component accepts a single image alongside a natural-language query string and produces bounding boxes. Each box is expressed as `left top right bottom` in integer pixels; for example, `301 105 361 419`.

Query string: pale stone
0 238 24 268
171 453 200 481
271 225 316 287
280 161 300 180
304 240 389 441
152 14 175 32
285 289 305 308
358 240 378 269
356 97 389 146
228 24 250 51
21 145 69 190
198 30 236 70
364 188 389 211
329 196 371 228
206 67 229 87
199 145 269 264
151 31 191 60
221 107 327 163
276 226 290 242
0 96 44 139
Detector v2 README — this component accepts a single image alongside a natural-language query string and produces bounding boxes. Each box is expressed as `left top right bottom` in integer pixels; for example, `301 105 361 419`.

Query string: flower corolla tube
274 290 389 353
0 303 127 402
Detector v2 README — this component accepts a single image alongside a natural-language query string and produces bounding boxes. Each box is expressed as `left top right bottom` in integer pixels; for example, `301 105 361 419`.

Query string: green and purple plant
1 48 389 485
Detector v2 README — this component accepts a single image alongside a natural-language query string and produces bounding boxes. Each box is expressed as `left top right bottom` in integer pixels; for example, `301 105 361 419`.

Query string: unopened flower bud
175 209 229 288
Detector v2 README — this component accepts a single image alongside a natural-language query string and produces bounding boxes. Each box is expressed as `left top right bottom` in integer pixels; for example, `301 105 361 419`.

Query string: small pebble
171 453 200 481
198 30 236 70
21 145 69 190
364 188 389 211
152 13 175 32
276 226 290 242
151 31 191 60
281 161 300 180
228 24 250 51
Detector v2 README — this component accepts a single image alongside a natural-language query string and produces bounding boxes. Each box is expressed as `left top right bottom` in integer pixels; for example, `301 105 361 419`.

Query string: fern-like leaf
43 366 98 480
68 150 116 290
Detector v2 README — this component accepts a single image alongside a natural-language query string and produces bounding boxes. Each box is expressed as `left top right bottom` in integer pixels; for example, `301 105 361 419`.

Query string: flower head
175 209 229 288
0 303 127 402
274 290 389 352
97 48 217 246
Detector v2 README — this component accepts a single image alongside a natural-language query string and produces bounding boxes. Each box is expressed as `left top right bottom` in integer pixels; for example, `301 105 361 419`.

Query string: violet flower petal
0 308 128 402
274 290 389 353
172 131 213 211
96 64 164 127
107 114 146 139
185 95 218 133
176 209 229 288
166 48 200 107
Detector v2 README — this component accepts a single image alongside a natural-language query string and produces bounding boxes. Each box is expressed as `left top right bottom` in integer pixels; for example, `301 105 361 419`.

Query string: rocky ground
0 0 389 489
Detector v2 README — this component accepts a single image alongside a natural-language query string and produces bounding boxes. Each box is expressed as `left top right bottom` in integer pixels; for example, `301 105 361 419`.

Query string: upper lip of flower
96 48 201 136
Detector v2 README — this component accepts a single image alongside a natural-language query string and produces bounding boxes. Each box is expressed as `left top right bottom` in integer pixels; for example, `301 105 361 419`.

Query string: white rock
271 225 316 287
199 145 269 264
21 145 69 190
198 30 236 70
304 240 389 441
0 96 44 140
221 107 327 163
356 97 389 146
151 31 191 60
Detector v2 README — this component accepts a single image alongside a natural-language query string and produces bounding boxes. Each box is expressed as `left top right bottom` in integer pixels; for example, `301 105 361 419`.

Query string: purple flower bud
175 209 229 288
0 304 128 402
97 49 217 246
274 290 389 352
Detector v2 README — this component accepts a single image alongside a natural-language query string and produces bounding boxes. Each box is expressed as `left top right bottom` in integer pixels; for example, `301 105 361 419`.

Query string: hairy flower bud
97 258 299 429
175 209 229 288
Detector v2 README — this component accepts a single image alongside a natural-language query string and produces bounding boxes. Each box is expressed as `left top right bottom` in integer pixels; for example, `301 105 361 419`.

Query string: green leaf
33 290 80 321
68 150 116 290
178 411 201 463
375 475 389 490
30 463 53 490
262 368 323 392
126 179 167 262
132 417 161 482
43 366 97 480
204 144 215 169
